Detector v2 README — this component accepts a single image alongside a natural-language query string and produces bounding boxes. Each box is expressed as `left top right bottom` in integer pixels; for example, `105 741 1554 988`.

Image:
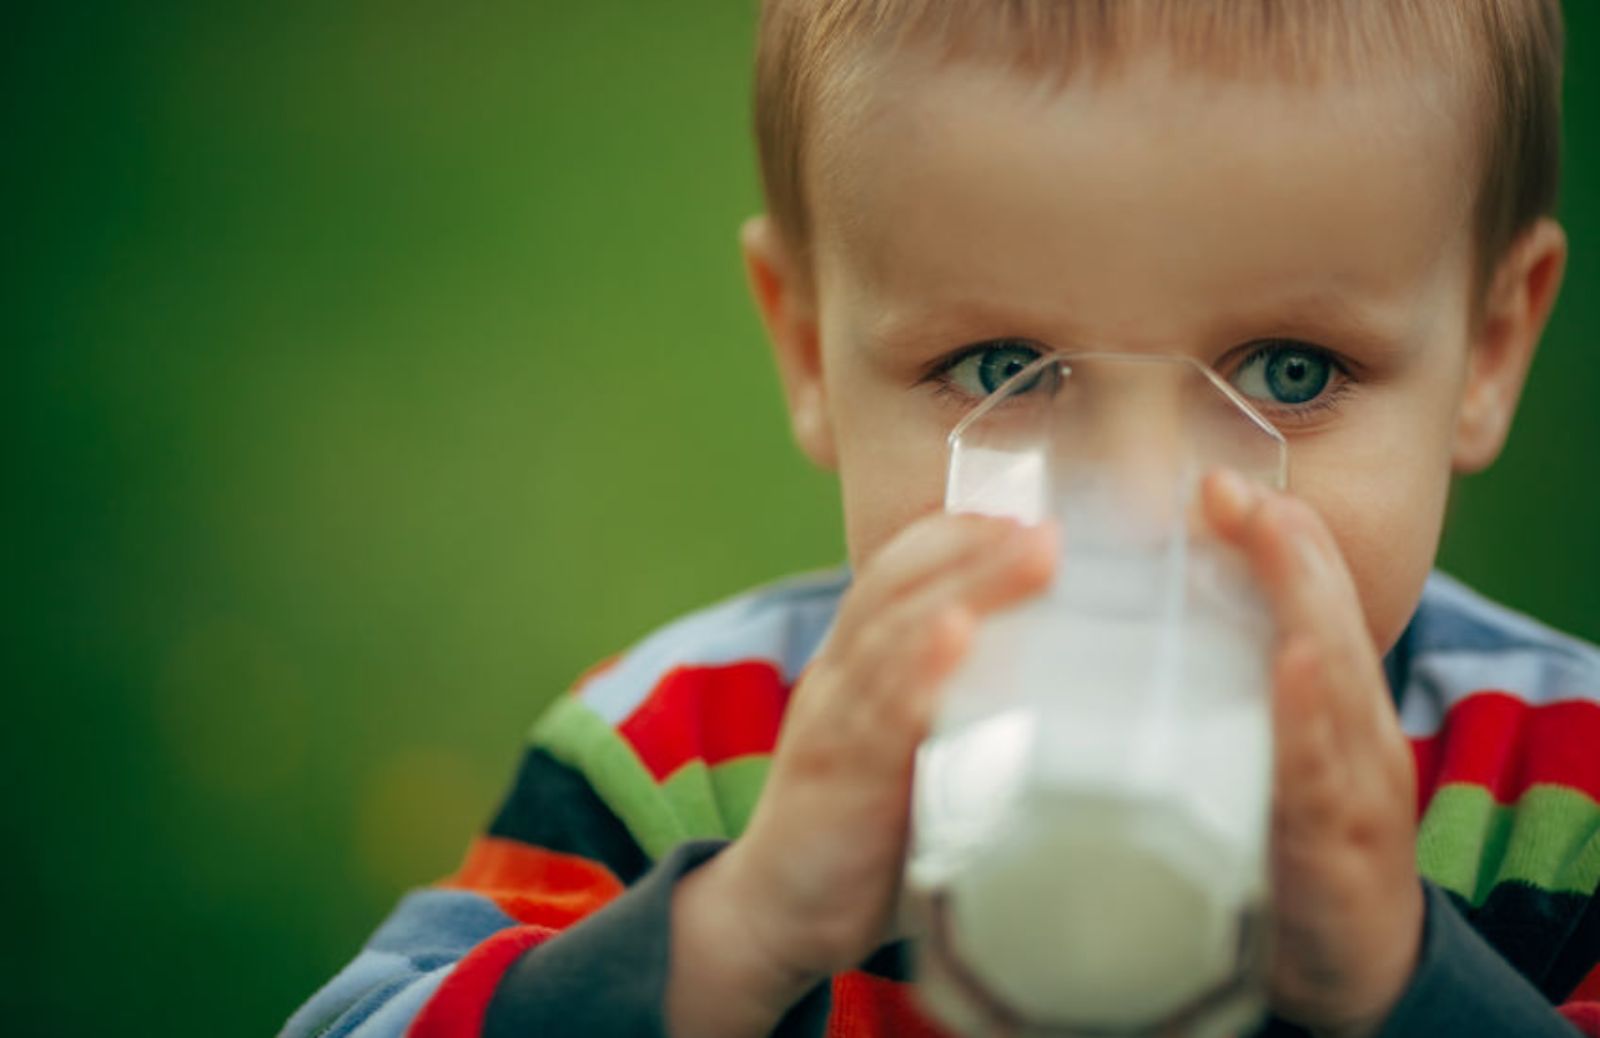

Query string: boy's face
753 48 1558 654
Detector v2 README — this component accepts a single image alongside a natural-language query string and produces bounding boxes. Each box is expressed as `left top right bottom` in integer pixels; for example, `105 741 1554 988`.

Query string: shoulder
513 566 849 857
1400 575 1600 990
1407 571 1600 671
571 565 851 728
499 566 850 862
1395 571 1600 735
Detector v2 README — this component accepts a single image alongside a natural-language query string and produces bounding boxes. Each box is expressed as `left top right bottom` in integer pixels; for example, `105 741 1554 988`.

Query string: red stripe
1573 961 1600 1004
436 836 623 928
1560 1002 1600 1038
1409 692 1600 811
407 925 552 1038
828 971 955 1038
1566 958 1600 1038
618 660 790 780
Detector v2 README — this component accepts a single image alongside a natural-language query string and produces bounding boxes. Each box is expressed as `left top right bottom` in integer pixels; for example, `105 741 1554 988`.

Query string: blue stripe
281 891 519 1037
1412 572 1599 663
579 565 848 724
368 888 519 963
340 966 453 1038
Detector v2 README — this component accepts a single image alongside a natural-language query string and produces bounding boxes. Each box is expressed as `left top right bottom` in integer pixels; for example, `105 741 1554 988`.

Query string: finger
838 513 1049 643
1202 469 1347 630
824 523 1056 764
1271 634 1345 837
912 517 1059 619
1203 470 1390 745
853 521 1057 705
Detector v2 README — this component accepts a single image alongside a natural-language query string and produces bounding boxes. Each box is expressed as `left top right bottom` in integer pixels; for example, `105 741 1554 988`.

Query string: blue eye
1231 344 1332 406
944 342 1045 397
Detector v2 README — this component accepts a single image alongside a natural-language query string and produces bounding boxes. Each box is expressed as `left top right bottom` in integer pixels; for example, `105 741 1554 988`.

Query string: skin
668 44 1566 1038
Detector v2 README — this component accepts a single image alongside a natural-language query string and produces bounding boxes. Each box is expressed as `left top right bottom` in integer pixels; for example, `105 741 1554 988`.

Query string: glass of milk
906 352 1287 1038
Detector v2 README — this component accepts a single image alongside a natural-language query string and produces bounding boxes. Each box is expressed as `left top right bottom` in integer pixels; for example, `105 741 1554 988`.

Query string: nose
1054 356 1192 534
946 352 1285 538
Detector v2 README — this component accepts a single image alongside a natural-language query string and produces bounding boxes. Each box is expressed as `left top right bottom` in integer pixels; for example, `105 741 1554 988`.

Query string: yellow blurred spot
354 744 498 891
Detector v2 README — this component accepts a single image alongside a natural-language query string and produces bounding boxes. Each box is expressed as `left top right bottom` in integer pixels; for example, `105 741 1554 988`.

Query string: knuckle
921 604 975 675
1255 494 1321 560
1008 534 1057 591
1276 494 1320 529
850 609 892 663
954 513 1020 553
879 601 971 683
1265 492 1320 538
888 681 934 736
1246 491 1284 539
922 511 987 550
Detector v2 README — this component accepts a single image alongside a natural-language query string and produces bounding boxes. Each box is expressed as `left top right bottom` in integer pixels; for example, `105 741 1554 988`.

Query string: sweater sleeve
481 839 834 1038
281 573 849 1037
1370 880 1592 1037
279 735 670 1038
281 650 819 1037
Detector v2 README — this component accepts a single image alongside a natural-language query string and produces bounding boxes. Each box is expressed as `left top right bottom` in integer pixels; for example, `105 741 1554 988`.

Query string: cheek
1295 356 1468 651
839 465 946 572
1324 495 1442 654
830 384 952 571
1293 446 1454 655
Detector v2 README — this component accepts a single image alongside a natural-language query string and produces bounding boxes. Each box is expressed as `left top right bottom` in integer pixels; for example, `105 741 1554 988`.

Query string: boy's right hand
668 513 1058 1038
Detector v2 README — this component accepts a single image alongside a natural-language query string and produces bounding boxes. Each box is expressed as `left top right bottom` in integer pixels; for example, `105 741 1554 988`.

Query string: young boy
285 2 1599 1036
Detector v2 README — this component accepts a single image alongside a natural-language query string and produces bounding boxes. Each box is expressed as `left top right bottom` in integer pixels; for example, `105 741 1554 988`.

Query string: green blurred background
6 3 1597 1034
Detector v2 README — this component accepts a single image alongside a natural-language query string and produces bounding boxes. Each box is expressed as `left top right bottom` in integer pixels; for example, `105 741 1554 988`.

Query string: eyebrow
867 299 1092 356
868 291 1421 369
1216 291 1422 369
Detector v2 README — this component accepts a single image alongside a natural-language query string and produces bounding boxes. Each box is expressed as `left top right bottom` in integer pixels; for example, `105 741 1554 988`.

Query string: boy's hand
1203 470 1424 1038
669 513 1057 1037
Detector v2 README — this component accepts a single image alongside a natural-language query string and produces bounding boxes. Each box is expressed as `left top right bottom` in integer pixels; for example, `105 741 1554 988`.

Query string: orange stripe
570 653 622 694
828 971 955 1038
437 835 624 928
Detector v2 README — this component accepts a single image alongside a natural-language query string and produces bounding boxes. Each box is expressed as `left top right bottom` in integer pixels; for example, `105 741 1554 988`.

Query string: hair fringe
752 0 1564 287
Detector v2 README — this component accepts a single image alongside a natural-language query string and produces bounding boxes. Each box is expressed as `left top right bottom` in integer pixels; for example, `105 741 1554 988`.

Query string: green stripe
660 760 728 839
616 755 773 846
708 755 771 838
530 697 687 860
1416 782 1600 906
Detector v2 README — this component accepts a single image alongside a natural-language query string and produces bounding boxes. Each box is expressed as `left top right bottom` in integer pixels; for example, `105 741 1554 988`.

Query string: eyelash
921 339 1355 424
1231 340 1353 425
920 339 1043 403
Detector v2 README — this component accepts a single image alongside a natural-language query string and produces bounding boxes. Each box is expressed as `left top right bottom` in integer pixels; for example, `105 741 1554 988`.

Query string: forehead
807 48 1479 344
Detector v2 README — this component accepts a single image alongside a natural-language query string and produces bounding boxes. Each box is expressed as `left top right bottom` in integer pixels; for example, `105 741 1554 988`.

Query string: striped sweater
284 569 1600 1037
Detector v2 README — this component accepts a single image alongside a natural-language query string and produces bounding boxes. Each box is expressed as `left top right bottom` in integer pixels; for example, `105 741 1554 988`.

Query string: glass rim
945 349 1288 489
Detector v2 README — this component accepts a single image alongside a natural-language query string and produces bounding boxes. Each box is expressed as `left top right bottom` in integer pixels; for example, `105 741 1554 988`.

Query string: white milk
908 550 1274 1035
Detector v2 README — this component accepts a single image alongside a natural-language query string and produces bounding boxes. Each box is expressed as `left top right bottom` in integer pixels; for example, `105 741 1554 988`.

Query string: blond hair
752 0 1563 289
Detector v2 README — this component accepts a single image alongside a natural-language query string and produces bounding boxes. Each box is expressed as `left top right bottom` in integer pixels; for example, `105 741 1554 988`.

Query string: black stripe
487 746 650 885
1536 878 1600 1003
859 939 914 982
1381 605 1416 708
1444 880 1596 1001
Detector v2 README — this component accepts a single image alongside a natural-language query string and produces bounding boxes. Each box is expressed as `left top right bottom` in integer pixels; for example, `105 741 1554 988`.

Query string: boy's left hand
1203 470 1425 1038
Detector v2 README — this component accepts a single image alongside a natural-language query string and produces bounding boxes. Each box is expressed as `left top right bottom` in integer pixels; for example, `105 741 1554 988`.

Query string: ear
1453 218 1567 473
741 214 837 469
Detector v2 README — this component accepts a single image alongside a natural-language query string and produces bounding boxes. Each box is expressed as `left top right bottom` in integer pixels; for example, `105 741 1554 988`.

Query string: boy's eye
942 341 1045 397
1229 343 1333 406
